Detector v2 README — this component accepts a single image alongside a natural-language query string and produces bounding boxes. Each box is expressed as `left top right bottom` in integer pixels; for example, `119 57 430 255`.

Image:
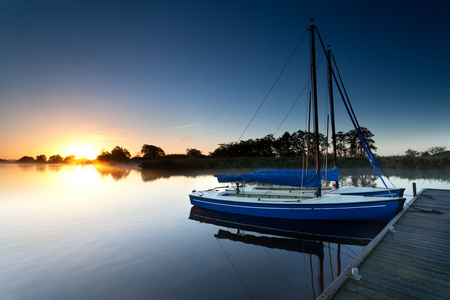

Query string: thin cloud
168 123 202 130
176 136 192 143
39 115 50 124
219 115 247 121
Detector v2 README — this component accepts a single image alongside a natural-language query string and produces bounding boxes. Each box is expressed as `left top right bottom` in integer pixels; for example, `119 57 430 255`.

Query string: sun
68 145 98 160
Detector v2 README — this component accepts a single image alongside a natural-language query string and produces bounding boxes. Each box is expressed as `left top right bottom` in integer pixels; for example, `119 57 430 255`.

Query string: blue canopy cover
216 168 339 188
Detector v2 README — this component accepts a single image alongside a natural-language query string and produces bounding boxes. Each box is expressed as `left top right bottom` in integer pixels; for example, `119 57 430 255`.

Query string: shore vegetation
3 129 448 170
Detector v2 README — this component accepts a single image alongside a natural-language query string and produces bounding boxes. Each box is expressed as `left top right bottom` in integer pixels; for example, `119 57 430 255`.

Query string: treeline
137 154 450 170
378 154 450 169
13 144 202 164
9 129 449 169
404 146 447 157
17 154 84 164
12 128 374 164
14 144 168 164
209 128 376 158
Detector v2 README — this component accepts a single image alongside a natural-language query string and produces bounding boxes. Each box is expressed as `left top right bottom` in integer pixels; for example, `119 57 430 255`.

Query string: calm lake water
1 163 449 300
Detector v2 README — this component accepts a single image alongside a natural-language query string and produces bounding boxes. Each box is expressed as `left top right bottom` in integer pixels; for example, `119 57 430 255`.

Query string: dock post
412 182 417 197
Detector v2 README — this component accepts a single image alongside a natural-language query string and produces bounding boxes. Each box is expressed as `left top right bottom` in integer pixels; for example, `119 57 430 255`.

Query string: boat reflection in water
189 206 386 246
189 206 387 297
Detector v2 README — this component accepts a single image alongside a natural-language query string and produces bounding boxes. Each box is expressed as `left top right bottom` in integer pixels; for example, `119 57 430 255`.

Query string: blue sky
0 0 449 159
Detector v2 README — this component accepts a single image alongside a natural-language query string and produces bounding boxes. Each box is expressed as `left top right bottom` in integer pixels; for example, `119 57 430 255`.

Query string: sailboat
189 24 405 222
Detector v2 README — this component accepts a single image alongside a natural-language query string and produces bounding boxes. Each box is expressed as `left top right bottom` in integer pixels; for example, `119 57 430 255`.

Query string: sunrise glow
68 145 98 160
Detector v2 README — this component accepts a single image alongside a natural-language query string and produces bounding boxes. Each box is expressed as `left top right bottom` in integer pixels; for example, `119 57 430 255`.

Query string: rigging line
323 243 361 261
314 25 394 187
323 47 390 187
215 236 254 299
246 79 310 173
239 29 309 138
246 80 310 172
315 25 366 143
329 52 395 187
273 78 310 137
215 29 308 174
263 247 298 299
330 68 389 189
329 53 361 129
243 30 325 174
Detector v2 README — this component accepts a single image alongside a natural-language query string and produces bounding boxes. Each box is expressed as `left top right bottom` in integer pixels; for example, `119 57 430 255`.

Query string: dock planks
318 189 450 299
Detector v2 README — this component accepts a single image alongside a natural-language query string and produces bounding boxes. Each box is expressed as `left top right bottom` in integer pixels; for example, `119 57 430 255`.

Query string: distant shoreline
3 155 448 170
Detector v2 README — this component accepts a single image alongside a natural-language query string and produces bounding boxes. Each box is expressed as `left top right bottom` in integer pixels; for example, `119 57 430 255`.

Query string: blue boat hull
189 195 405 222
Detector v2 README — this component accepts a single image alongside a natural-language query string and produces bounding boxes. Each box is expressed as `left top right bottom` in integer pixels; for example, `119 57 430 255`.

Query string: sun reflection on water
60 165 101 188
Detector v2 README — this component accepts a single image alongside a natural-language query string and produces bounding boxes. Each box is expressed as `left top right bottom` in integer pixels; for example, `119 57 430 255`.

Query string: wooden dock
317 188 450 299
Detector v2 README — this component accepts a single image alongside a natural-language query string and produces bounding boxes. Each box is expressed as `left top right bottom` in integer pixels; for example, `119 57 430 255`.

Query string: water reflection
386 167 450 181
11 163 450 185
339 167 450 184
47 164 64 172
340 173 378 187
35 164 47 173
16 163 86 174
94 164 131 180
189 206 385 247
189 206 387 298
141 170 173 182
1 163 447 300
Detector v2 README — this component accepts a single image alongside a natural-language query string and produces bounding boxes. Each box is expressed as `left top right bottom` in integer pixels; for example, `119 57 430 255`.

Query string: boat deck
317 188 450 299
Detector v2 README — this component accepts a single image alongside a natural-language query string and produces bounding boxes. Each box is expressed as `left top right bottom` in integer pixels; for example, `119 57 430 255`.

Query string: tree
405 149 419 157
18 156 35 162
209 143 232 158
273 132 294 157
36 155 47 163
256 134 276 157
186 148 203 158
97 149 112 161
427 146 447 155
291 130 308 157
96 146 131 161
346 127 376 157
141 144 165 159
335 131 348 157
48 154 64 163
360 127 377 153
64 155 76 163
110 146 131 161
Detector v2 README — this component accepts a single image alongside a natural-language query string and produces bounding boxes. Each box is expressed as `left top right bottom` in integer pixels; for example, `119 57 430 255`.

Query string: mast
309 24 321 197
326 49 339 188
306 91 312 173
